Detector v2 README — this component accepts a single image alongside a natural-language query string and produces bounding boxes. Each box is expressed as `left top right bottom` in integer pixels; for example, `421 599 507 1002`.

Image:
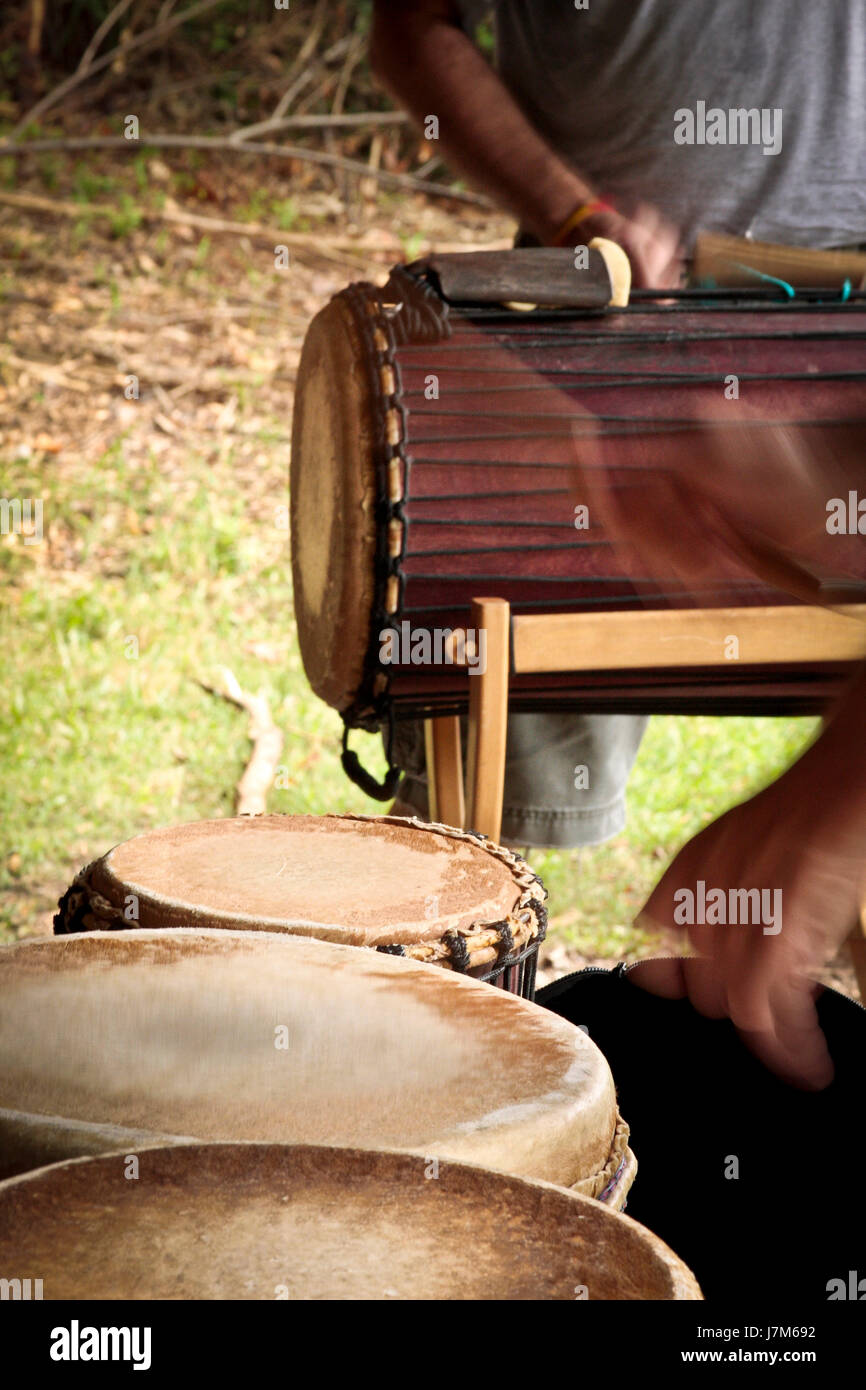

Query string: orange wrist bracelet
551 199 615 247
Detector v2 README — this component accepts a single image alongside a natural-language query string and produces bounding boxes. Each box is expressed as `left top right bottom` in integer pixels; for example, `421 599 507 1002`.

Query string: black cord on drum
341 709 402 802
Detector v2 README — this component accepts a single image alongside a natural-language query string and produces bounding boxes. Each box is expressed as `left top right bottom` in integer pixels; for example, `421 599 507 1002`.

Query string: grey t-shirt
456 1 866 248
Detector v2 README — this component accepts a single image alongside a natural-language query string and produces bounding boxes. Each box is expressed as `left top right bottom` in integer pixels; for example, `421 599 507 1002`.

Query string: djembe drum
290 247 866 795
54 813 547 995
0 1143 700 1300
0 929 635 1207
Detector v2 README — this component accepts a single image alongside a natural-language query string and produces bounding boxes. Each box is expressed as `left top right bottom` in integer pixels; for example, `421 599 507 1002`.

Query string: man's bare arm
370 0 590 243
369 1 682 283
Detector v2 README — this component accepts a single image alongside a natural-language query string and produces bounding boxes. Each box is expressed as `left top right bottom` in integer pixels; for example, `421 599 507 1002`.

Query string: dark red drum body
291 257 866 732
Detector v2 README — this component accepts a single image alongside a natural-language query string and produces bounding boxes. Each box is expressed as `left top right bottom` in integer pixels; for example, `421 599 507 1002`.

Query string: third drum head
0 1143 698 1301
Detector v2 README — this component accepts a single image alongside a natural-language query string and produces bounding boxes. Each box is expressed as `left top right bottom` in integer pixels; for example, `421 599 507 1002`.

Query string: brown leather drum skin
0 930 632 1203
0 1143 701 1300
54 813 548 983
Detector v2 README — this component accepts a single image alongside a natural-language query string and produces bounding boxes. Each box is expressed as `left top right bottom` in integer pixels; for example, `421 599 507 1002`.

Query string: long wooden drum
0 1143 700 1300
0 930 635 1206
54 813 547 995
291 250 866 743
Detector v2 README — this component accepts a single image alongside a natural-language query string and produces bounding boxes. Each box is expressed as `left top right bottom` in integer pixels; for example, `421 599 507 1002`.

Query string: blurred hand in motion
573 400 866 1089
574 396 866 602
631 756 866 1090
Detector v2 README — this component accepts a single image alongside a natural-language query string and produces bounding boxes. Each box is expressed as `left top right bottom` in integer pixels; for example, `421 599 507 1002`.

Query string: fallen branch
197 668 284 817
231 111 410 136
0 134 493 205
0 193 509 260
11 0 230 137
260 0 329 131
0 350 91 391
0 190 394 267
76 0 137 74
331 35 365 121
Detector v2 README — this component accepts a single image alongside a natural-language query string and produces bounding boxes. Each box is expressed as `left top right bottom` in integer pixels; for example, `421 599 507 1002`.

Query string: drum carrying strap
341 711 401 801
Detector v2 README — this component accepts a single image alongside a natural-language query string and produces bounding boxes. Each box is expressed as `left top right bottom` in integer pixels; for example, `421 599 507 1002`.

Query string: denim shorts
391 712 648 849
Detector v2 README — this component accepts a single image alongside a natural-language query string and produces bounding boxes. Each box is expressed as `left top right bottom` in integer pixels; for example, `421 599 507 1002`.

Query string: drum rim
0 1139 702 1300
289 291 381 715
0 1100 636 1211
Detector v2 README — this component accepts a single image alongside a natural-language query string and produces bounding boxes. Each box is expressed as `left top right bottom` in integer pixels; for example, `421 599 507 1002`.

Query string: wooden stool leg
424 716 465 828
466 597 510 842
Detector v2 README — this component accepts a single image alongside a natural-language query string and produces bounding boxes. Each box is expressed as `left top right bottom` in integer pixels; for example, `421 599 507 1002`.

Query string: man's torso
457 1 866 247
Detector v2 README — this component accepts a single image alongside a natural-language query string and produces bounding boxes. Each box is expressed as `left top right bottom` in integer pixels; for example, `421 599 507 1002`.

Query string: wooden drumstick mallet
413 240 632 310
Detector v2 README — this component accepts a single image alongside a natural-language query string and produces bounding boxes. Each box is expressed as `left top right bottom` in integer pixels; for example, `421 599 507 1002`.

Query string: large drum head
0 1143 700 1300
0 930 621 1194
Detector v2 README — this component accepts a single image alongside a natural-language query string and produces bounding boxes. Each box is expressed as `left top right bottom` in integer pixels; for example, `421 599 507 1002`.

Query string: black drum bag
538 963 865 1303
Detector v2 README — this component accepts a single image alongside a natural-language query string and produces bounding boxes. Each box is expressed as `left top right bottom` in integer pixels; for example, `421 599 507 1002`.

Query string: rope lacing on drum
335 279 414 794
443 928 471 974
335 270 456 795
380 262 453 346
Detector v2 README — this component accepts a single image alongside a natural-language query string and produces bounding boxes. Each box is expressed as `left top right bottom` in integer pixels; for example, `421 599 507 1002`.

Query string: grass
0 432 389 939
0 426 818 946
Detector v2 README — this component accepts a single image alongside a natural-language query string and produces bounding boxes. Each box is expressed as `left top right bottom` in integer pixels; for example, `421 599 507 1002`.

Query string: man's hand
573 399 866 1089
575 396 866 602
631 756 866 1089
573 201 684 289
